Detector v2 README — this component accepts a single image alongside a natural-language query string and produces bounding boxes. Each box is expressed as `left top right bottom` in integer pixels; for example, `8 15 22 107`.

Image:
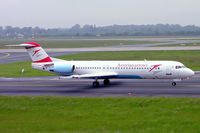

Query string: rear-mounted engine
49 63 75 73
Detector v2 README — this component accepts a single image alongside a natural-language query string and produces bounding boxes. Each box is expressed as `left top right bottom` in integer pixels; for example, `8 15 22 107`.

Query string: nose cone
179 68 194 78
186 69 195 77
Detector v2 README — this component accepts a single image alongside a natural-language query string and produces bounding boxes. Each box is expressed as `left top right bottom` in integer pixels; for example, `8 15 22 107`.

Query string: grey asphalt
0 51 87 64
0 76 200 97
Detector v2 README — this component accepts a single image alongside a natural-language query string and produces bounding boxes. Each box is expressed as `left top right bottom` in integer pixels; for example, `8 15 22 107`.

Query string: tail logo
32 50 40 56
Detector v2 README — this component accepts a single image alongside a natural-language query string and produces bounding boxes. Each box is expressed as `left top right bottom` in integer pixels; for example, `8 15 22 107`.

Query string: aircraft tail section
7 42 52 63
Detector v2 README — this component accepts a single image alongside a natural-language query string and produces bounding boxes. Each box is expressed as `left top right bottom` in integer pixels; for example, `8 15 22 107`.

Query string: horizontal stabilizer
6 44 35 47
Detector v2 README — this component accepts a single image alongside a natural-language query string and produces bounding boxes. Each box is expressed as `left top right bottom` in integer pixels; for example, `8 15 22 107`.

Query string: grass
0 38 163 48
0 96 200 133
0 61 56 77
0 50 200 77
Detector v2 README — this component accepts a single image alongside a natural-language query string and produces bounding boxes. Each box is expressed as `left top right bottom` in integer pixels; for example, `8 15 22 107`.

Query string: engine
49 62 75 73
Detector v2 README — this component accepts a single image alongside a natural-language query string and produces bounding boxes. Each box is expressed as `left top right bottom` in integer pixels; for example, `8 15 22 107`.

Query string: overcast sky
0 0 199 28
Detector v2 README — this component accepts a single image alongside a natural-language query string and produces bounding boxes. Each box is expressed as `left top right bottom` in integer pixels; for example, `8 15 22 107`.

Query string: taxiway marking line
5 55 28 60
0 80 87 83
0 53 10 60
0 84 200 87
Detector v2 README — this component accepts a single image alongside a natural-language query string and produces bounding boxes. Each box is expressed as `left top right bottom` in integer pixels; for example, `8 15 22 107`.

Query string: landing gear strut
93 81 100 88
104 79 110 85
172 82 176 86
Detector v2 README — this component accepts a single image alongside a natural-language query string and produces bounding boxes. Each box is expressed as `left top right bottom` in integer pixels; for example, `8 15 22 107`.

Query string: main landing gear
92 79 110 87
103 79 110 85
93 81 100 88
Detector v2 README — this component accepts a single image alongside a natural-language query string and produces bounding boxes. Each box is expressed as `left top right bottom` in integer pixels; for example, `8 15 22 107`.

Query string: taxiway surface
0 51 87 64
0 76 200 97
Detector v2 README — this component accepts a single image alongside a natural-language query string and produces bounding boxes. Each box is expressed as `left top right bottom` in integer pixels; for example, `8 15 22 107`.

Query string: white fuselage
32 60 194 79
8 42 195 86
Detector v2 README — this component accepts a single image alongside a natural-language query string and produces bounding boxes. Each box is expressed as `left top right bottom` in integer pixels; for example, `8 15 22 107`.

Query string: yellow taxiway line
0 52 10 60
0 82 200 88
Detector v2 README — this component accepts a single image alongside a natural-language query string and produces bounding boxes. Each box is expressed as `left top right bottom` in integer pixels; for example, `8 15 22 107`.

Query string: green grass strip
0 96 200 133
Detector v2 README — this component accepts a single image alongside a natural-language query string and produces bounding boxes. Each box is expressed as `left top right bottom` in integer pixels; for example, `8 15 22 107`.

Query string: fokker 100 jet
7 42 194 87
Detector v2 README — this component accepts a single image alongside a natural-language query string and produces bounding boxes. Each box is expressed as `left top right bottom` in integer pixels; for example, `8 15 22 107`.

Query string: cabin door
166 65 173 76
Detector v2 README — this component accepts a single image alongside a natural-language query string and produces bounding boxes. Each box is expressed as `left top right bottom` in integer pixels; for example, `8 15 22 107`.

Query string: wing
61 72 118 79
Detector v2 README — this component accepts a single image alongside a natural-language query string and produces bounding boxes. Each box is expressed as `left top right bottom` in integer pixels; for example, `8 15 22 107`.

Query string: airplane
7 42 195 87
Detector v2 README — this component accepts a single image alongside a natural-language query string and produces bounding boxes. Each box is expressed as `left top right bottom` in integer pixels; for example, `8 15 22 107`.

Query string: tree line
1 24 200 38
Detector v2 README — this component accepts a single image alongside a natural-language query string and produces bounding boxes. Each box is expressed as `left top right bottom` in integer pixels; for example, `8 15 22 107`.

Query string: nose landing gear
172 82 176 86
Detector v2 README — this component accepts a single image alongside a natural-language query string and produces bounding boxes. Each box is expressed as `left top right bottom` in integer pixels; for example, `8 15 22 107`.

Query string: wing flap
61 72 118 79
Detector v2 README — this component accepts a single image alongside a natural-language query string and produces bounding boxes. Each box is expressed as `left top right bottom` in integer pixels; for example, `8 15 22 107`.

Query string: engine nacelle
49 62 75 73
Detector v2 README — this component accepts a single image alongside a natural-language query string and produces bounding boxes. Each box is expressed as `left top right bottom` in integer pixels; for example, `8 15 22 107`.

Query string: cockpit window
175 65 186 69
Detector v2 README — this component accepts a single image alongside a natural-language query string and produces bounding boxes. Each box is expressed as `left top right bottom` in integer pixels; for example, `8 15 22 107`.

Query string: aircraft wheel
104 79 110 85
93 81 100 88
172 82 176 86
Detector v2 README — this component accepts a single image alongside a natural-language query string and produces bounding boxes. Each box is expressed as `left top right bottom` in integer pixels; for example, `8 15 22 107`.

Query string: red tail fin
6 42 52 63
25 42 52 63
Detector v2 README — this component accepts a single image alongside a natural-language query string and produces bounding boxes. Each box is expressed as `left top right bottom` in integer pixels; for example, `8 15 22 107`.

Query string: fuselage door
166 65 172 76
152 67 163 78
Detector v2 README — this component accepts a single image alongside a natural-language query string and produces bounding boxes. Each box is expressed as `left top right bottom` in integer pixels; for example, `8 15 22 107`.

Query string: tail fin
7 42 52 63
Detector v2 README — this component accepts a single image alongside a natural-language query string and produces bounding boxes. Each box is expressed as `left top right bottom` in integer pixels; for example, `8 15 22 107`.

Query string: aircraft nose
186 68 195 77
179 68 194 78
